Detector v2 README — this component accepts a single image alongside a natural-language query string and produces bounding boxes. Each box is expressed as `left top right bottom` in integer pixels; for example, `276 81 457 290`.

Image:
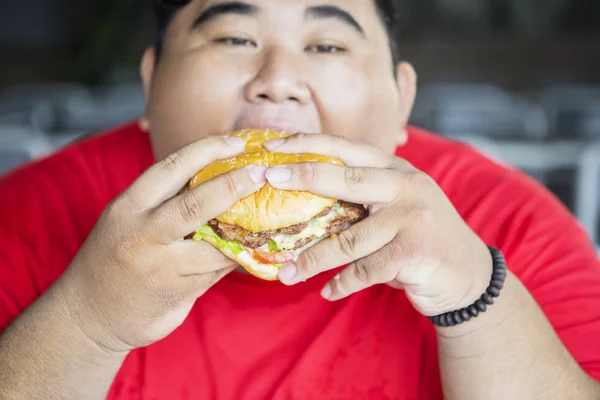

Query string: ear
395 62 417 145
139 47 156 131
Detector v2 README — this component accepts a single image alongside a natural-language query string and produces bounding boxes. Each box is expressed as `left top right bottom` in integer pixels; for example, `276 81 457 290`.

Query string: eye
215 37 256 47
306 44 346 54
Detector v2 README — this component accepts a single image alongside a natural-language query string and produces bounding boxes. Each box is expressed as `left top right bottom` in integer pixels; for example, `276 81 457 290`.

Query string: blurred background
0 0 599 250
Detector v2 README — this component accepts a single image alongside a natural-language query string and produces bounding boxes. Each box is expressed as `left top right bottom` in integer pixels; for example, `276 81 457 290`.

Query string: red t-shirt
1 123 599 399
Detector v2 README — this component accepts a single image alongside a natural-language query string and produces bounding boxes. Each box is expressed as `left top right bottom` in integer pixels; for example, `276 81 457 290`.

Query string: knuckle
160 151 185 173
405 204 436 240
102 198 123 221
101 196 140 229
391 157 413 170
297 163 318 186
405 170 435 193
387 170 405 202
337 229 358 260
179 191 207 223
118 190 144 213
352 259 373 284
327 133 351 148
410 203 435 223
395 229 423 261
114 231 145 261
295 132 311 146
292 132 306 143
222 172 243 198
344 167 364 187
284 132 307 150
301 250 320 274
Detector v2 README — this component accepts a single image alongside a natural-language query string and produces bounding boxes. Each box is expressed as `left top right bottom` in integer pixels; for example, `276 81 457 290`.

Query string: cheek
309 60 372 140
146 53 248 158
309 58 402 151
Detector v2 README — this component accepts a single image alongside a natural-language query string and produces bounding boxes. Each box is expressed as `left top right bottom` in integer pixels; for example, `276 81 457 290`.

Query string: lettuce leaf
267 239 279 253
193 224 245 256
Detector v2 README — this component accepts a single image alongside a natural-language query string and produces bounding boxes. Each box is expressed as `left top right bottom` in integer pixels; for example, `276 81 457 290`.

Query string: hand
56 135 268 353
263 134 493 317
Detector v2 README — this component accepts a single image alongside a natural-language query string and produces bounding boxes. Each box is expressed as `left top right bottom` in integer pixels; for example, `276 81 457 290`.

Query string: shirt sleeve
0 124 144 336
0 186 42 333
0 237 44 333
0 160 92 333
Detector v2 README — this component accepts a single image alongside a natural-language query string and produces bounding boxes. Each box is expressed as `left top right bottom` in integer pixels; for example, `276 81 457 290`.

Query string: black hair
153 0 400 67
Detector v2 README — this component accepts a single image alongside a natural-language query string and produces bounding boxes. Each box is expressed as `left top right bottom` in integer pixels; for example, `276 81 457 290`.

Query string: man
0 1 599 399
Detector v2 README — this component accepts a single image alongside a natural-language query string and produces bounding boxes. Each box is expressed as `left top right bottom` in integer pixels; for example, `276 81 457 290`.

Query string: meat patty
209 201 367 250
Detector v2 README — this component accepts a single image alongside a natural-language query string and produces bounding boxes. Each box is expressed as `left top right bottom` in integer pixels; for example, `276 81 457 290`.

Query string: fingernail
278 262 297 284
264 138 286 149
266 166 292 184
321 283 332 300
224 136 246 147
248 165 267 183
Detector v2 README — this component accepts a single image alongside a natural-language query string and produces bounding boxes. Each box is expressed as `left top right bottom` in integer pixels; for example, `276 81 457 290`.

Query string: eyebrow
305 5 365 37
191 1 258 30
190 2 365 38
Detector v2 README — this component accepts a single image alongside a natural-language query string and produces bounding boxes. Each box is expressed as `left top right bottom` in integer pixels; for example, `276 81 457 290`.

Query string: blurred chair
0 82 144 134
58 82 144 132
0 99 55 133
0 126 53 176
574 141 600 247
412 84 549 139
443 132 586 182
0 83 92 132
537 85 600 138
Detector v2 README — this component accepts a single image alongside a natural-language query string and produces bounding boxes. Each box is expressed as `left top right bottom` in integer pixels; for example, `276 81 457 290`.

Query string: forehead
184 0 382 27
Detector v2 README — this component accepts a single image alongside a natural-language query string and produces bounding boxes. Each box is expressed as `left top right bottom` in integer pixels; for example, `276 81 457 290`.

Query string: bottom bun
234 251 282 281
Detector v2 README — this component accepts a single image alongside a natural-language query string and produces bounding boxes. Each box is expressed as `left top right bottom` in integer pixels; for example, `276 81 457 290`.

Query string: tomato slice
247 248 295 264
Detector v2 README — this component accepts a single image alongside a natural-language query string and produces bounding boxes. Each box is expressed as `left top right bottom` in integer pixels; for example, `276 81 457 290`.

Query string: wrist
454 246 494 310
433 246 508 338
435 271 519 341
54 272 129 361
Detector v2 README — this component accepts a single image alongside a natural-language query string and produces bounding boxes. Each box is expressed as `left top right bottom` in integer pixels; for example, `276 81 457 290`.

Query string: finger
278 212 398 285
264 133 402 168
149 165 267 242
265 162 404 205
321 245 399 301
172 240 239 276
180 265 237 302
386 280 405 290
127 135 246 209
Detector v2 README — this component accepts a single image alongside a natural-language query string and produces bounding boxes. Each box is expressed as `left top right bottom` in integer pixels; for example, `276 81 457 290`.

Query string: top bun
189 129 343 232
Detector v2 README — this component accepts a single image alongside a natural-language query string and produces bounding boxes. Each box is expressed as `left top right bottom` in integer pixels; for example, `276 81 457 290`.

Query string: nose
244 48 311 105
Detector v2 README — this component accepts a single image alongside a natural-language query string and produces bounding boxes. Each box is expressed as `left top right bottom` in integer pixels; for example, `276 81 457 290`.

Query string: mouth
233 111 321 134
233 122 316 134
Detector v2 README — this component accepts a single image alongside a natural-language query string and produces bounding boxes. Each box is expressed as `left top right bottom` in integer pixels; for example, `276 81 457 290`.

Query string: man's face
141 0 416 160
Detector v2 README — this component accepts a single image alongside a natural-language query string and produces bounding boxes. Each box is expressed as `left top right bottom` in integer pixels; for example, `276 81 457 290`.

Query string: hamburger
189 129 367 281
